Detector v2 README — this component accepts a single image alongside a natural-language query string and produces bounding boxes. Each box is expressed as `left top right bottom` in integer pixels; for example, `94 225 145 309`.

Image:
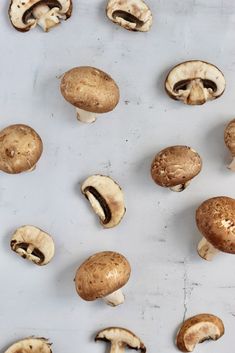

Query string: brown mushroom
4 338 52 353
165 60 226 105
224 119 235 170
151 146 202 192
60 66 120 123
176 314 224 352
196 196 235 260
0 124 43 174
75 251 131 306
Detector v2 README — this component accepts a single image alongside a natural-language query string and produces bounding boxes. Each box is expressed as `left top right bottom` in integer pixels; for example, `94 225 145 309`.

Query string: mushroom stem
197 237 220 261
103 289 125 306
170 181 190 192
110 341 125 353
228 157 235 171
76 108 97 124
32 4 62 32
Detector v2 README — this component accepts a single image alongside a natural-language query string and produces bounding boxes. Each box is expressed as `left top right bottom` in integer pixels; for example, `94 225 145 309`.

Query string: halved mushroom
81 175 125 228
151 146 202 192
165 60 226 105
4 337 52 353
9 0 72 32
0 124 43 174
95 327 146 353
11 225 55 266
176 314 224 352
224 119 235 170
106 0 152 32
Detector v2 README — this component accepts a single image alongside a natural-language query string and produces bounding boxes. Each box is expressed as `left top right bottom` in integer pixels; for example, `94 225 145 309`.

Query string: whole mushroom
224 119 235 170
60 66 120 123
151 146 202 192
4 338 52 353
75 251 131 306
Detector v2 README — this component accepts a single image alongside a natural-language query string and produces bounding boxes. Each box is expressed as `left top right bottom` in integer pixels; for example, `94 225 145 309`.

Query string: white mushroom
4 338 52 353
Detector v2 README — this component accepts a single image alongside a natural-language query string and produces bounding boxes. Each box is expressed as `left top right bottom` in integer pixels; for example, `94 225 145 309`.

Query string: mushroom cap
75 251 131 301
196 196 235 253
224 119 235 156
4 338 52 353
60 66 120 113
0 124 43 174
151 146 202 187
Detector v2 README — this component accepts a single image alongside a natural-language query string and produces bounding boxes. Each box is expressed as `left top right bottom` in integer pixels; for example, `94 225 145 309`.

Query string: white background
1 1 235 352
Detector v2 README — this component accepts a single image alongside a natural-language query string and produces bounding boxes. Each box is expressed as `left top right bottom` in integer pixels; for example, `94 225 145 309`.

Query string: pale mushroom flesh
4 338 52 353
224 119 235 170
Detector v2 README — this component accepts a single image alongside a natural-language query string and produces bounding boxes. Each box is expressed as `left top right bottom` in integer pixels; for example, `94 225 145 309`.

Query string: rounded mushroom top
0 124 43 174
60 66 120 113
196 196 235 253
5 338 52 353
151 146 202 188
75 251 131 301
224 119 235 156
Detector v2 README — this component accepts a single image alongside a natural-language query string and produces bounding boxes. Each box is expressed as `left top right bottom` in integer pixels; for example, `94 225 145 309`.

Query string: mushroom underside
112 10 144 28
84 186 112 224
22 0 62 23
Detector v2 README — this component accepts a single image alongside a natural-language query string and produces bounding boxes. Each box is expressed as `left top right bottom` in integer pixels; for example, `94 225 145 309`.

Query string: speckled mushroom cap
224 119 235 155
196 196 235 253
151 146 202 187
60 66 120 113
75 251 131 301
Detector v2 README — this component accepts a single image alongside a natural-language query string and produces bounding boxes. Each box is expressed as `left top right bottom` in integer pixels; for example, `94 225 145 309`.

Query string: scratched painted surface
0 0 235 352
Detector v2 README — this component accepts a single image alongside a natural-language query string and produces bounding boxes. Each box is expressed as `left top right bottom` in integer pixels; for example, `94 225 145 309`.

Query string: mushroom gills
84 186 111 224
170 181 191 192
103 289 125 306
112 10 144 29
76 108 98 124
197 237 219 261
13 242 45 264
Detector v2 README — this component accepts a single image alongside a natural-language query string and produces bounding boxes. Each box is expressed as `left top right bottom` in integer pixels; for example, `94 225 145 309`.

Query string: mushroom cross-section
176 314 224 352
95 327 146 353
9 0 72 32
151 146 202 192
196 196 235 261
106 0 152 32
11 225 55 266
165 60 226 105
224 119 235 170
75 251 131 306
4 337 52 353
81 175 126 228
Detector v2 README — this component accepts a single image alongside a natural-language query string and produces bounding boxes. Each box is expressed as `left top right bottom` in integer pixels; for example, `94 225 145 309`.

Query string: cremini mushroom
75 251 131 306
60 66 120 123
106 0 152 32
11 225 55 266
4 338 52 353
0 124 43 174
95 327 146 353
9 0 72 32
176 314 224 352
165 60 226 105
224 119 235 170
81 175 125 228
196 196 235 261
151 146 202 192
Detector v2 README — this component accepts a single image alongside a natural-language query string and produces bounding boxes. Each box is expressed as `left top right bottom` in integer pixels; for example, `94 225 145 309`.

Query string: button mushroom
81 175 126 228
176 314 224 352
95 327 146 353
165 60 226 105
4 338 52 353
196 196 235 261
11 225 55 266
224 119 235 170
75 251 131 306
106 0 152 32
60 66 120 123
9 0 72 32
0 124 43 174
151 146 202 192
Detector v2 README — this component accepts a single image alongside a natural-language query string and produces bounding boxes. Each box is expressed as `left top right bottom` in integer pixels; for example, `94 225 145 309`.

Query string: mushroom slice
106 0 152 32
165 60 225 105
95 327 146 353
11 225 55 266
4 337 52 353
81 175 125 228
224 119 235 170
176 314 224 352
9 0 72 32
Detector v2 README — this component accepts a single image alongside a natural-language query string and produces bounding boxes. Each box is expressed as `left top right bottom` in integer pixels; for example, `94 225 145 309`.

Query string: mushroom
224 119 235 170
165 60 226 105
95 327 146 353
4 338 52 353
106 0 152 32
9 0 72 32
0 124 43 174
75 251 131 306
11 225 55 266
151 146 202 192
60 66 120 123
196 196 235 261
176 314 224 352
81 175 125 228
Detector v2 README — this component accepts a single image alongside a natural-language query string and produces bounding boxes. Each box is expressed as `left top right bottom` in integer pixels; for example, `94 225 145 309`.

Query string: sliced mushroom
165 60 225 105
4 337 52 353
75 251 131 306
95 327 146 353
106 0 152 32
9 0 72 32
151 146 202 192
176 314 224 352
81 175 125 228
224 119 235 170
11 225 55 266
